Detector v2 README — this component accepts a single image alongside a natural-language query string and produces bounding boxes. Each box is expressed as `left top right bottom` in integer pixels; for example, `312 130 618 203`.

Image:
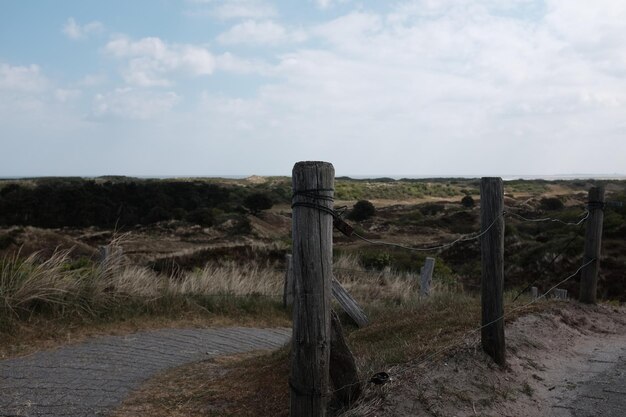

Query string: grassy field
0 176 624 415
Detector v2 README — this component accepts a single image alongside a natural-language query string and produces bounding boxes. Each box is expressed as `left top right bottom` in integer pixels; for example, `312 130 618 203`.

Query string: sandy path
550 338 626 416
0 327 291 417
364 303 625 417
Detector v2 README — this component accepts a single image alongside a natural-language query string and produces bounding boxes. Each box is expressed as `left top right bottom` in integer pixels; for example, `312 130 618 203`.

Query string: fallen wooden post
332 277 369 328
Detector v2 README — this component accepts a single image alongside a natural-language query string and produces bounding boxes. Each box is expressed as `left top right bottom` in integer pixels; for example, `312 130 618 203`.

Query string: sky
1 0 625 177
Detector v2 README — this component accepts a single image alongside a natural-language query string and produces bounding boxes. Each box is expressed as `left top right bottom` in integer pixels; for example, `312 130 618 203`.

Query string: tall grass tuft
0 248 286 333
333 253 460 307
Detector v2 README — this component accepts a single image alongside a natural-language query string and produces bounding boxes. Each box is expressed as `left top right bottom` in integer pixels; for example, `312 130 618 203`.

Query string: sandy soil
362 302 626 417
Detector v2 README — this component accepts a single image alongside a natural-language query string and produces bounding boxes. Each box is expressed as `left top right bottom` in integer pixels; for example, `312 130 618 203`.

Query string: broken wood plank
331 277 369 328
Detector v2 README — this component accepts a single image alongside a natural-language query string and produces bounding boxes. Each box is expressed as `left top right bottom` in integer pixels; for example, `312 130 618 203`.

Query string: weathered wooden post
579 186 605 304
283 254 294 307
480 177 506 366
99 245 123 274
98 245 110 266
420 257 435 297
331 277 369 327
531 286 538 300
290 161 334 417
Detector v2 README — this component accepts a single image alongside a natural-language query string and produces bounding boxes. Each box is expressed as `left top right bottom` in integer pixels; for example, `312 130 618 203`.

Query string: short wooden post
283 254 294 307
98 245 110 265
290 161 334 417
99 245 123 273
531 286 538 300
420 257 435 297
580 186 605 304
480 177 506 366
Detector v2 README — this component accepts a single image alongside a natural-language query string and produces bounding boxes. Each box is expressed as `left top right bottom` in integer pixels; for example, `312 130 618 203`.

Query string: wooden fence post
420 257 435 297
480 177 506 366
290 161 334 417
98 245 110 273
283 254 294 307
531 286 538 300
579 186 605 304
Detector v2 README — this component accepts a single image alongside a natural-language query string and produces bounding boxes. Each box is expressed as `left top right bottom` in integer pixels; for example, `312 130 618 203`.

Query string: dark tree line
0 180 233 228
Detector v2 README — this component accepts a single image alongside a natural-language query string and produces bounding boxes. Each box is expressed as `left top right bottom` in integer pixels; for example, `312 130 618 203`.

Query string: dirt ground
361 302 626 417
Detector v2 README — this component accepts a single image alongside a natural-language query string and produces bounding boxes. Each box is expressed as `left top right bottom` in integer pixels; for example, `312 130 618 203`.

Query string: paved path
0 327 291 417
553 344 626 417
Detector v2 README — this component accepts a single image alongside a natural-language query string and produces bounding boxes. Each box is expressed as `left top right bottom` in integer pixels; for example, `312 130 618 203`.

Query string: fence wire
350 212 503 252
505 208 589 226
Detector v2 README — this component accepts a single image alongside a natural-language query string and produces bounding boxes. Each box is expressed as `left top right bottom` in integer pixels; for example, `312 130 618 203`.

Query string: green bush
186 208 215 226
142 206 171 224
243 193 273 215
347 200 376 222
539 197 564 211
461 195 475 208
228 215 252 236
359 251 391 270
419 203 445 216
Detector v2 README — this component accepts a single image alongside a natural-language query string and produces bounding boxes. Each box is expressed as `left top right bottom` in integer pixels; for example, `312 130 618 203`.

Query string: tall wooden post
480 177 506 366
283 254 294 307
580 186 605 304
290 161 334 417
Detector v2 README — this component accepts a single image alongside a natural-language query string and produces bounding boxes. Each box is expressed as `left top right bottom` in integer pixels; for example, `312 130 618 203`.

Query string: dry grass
1 245 555 416
333 253 458 307
176 262 283 296
114 291 554 417
0 247 290 357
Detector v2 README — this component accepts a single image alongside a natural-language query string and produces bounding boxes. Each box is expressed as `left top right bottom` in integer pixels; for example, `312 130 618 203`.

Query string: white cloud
62 18 104 40
185 0 277 20
77 73 108 87
93 88 180 120
0 63 48 92
215 52 271 74
314 0 351 10
104 36 215 86
5 1 626 176
55 88 82 102
187 1 626 175
217 20 306 45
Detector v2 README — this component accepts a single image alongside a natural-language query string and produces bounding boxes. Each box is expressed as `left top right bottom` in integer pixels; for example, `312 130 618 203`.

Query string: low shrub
243 193 273 215
539 197 564 211
461 195 475 208
347 200 376 222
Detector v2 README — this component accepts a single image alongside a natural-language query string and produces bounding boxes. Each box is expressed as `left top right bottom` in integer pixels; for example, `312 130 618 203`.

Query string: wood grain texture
480 177 506 366
420 257 435 297
331 278 369 328
580 186 605 304
290 161 334 417
283 254 294 307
